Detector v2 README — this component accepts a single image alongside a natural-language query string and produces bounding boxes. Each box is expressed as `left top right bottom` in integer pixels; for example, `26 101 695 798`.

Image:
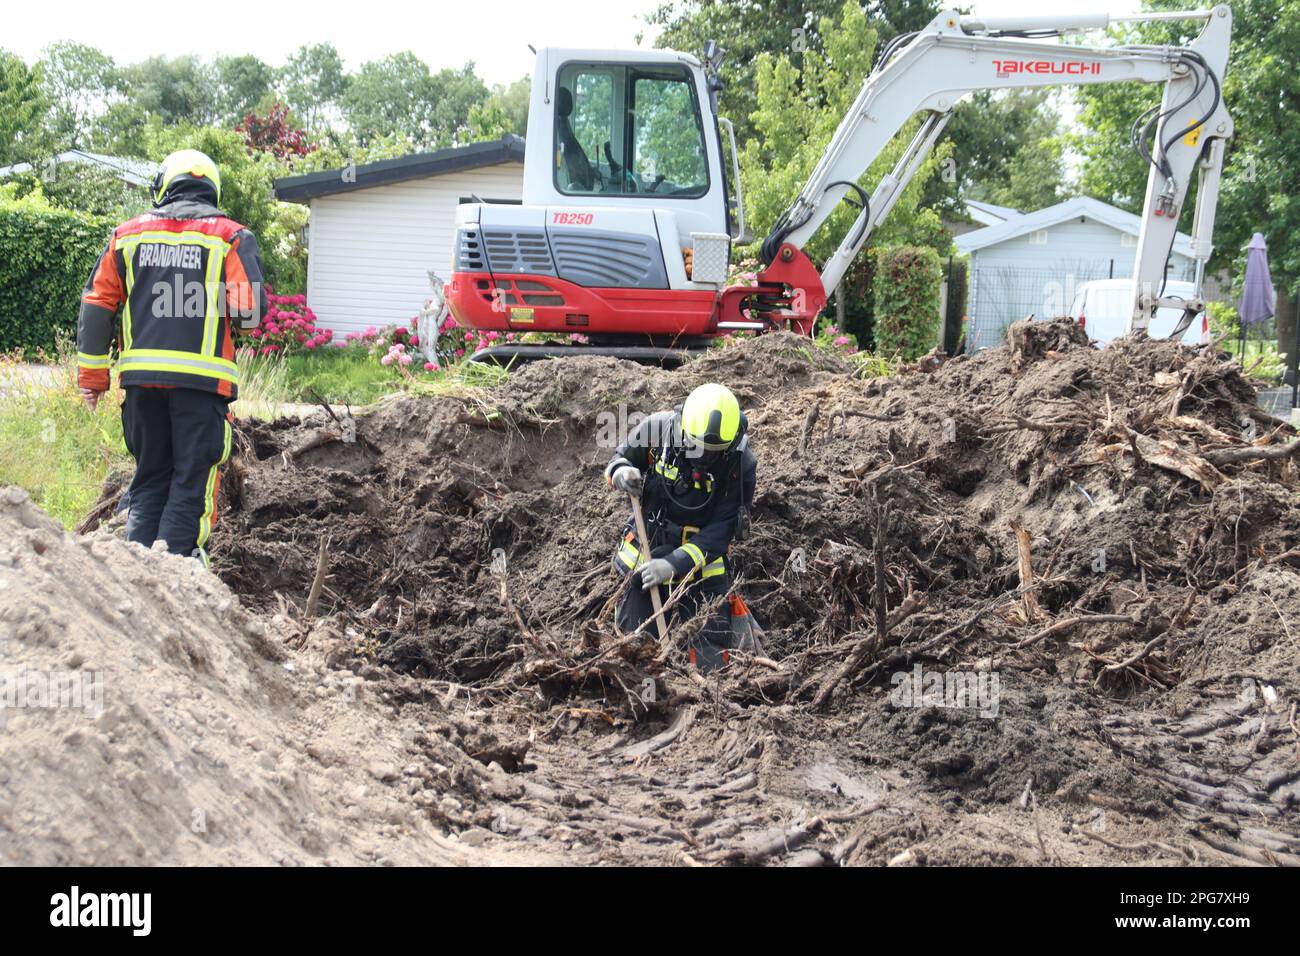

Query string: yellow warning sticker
510 307 535 324
1183 122 1203 148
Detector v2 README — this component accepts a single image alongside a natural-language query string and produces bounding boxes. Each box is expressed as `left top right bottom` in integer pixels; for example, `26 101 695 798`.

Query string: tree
0 51 48 164
292 128 422 174
342 52 435 146
278 43 349 131
739 0 951 264
342 54 488 148
38 41 118 149
952 91 1066 212
427 64 492 145
215 55 276 124
467 76 530 140
648 0 938 143
1074 0 1300 353
649 0 1068 217
118 55 218 127
236 103 316 161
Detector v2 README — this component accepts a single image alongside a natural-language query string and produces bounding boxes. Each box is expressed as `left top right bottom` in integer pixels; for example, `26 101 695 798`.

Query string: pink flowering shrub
815 320 859 354
360 316 443 376
435 311 520 360
434 312 601 362
239 285 334 356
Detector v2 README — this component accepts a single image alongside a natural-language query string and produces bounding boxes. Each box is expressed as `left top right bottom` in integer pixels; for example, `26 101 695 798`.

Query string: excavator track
467 344 706 368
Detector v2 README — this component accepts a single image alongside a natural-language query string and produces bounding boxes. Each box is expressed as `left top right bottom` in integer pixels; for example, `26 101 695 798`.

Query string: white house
955 196 1196 351
274 136 525 337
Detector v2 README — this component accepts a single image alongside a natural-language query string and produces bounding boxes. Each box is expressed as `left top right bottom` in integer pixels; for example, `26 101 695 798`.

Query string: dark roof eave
273 135 525 203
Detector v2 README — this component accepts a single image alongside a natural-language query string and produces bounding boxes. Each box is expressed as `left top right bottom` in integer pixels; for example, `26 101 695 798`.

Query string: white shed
955 196 1196 351
274 136 525 338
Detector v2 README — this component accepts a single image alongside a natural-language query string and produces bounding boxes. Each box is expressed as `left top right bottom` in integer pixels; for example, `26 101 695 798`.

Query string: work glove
611 465 644 496
639 558 674 591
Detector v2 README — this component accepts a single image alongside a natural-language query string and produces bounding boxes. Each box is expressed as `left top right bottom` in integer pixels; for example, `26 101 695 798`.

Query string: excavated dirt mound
28 323 1300 865
0 486 557 865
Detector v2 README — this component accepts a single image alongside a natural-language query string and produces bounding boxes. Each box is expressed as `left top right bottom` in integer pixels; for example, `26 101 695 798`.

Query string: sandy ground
0 486 556 865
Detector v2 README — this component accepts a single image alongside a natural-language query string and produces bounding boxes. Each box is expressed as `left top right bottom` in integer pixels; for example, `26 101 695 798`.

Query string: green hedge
0 203 113 354
873 245 942 360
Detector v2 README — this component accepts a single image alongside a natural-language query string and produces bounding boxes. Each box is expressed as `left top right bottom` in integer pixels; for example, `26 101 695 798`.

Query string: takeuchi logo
994 59 1102 78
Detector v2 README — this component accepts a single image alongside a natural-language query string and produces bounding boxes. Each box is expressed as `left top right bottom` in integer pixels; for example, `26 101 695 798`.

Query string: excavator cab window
555 62 709 199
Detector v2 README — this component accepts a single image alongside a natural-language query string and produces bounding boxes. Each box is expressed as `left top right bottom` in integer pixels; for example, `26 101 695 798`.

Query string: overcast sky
6 0 1141 85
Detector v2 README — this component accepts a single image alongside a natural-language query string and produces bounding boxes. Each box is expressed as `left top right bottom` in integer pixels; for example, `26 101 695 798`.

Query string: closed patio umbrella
1239 232 1276 328
1236 233 1285 404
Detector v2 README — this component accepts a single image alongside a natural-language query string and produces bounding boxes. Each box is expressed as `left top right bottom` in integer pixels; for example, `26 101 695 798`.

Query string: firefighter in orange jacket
78 149 266 565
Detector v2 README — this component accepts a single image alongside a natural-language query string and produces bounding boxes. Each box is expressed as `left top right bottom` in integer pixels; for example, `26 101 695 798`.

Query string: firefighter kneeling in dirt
604 383 761 671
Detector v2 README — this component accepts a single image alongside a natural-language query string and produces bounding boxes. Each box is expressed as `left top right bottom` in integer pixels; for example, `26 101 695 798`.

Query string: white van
1069 278 1208 346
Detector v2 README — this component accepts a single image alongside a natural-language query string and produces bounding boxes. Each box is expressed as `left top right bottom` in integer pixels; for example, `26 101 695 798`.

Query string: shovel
629 494 669 644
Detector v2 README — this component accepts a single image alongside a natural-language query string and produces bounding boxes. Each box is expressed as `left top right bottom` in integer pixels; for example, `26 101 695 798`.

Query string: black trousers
615 544 735 669
121 386 232 562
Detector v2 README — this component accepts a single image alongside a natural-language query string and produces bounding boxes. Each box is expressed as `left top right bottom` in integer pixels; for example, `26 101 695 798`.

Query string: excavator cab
446 48 749 361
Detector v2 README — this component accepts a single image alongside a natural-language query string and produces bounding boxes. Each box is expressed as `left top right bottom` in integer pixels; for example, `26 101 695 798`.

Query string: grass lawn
279 347 405 406
0 352 131 529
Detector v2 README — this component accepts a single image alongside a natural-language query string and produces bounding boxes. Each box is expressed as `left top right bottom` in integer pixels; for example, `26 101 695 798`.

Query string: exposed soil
10 322 1300 866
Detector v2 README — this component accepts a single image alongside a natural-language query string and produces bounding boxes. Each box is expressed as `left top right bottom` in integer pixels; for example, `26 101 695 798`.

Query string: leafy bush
2 165 149 221
872 245 942 360
0 189 112 353
1208 301 1288 383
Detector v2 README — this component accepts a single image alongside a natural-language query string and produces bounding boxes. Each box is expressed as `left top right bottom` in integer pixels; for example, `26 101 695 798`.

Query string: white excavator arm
762 6 1233 337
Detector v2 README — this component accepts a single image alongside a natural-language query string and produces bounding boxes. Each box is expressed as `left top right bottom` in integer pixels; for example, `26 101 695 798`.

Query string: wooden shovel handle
629 494 669 642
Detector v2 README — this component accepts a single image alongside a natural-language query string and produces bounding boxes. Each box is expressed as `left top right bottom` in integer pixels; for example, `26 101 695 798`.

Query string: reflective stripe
118 348 238 385
681 542 705 568
77 352 113 369
196 418 232 551
202 233 225 356
117 230 231 359
654 457 712 491
617 538 642 569
122 248 136 351
701 557 726 579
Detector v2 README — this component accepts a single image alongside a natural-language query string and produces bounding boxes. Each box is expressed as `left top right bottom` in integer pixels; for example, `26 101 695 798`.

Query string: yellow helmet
681 383 742 452
152 149 221 204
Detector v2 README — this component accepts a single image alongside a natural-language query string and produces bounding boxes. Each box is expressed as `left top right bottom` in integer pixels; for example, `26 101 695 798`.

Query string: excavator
445 6 1233 364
